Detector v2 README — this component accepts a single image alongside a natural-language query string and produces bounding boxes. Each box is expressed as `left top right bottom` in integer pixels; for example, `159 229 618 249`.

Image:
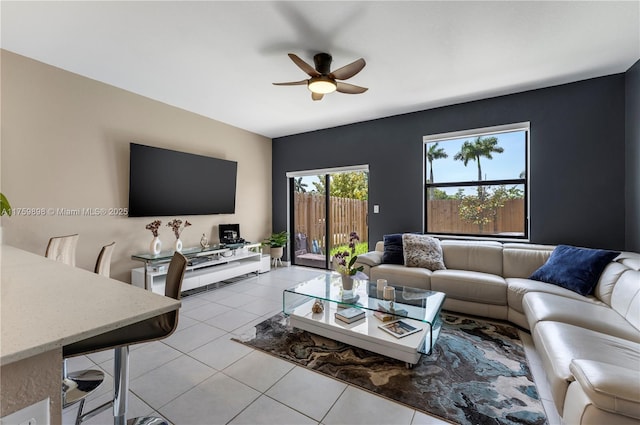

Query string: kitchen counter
1 245 180 366
0 244 181 422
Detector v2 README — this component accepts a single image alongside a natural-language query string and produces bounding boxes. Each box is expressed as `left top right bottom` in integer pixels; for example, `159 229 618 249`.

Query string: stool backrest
165 252 187 300
156 252 188 338
94 242 116 277
46 234 79 266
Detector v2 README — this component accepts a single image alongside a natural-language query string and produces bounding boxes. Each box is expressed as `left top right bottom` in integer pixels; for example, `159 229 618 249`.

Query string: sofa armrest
570 359 640 419
355 251 383 267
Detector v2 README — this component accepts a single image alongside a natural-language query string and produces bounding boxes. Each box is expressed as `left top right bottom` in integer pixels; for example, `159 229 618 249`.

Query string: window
424 123 529 239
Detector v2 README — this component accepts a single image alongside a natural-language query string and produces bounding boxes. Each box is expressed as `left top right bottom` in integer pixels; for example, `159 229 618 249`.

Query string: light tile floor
63 266 562 425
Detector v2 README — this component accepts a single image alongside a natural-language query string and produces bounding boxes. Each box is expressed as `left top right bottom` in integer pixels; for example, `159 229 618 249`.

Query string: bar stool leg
113 346 129 425
112 346 170 425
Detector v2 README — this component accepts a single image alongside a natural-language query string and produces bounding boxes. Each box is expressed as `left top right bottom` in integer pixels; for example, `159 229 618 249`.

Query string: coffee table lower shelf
287 299 436 366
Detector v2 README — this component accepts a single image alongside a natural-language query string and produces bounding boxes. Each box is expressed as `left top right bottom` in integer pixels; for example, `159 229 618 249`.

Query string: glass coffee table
283 274 446 366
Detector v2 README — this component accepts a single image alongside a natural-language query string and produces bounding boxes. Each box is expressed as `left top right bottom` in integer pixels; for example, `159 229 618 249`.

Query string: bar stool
45 234 106 413
65 252 187 425
63 242 116 422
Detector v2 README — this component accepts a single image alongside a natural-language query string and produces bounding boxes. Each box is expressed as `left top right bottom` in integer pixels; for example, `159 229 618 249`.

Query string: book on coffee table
335 307 365 323
373 311 395 322
377 302 409 317
378 320 422 338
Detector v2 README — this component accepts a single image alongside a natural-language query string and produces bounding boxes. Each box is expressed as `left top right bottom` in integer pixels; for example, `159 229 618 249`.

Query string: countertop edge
1 300 180 366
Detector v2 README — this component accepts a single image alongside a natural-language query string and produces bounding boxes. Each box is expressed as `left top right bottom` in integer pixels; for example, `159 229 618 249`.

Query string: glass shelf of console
131 245 230 265
283 274 446 356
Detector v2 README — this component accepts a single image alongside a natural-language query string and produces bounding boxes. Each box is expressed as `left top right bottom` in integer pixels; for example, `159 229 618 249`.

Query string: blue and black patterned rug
234 312 547 425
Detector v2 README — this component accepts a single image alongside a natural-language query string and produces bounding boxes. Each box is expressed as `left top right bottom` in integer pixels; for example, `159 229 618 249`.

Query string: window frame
423 122 530 241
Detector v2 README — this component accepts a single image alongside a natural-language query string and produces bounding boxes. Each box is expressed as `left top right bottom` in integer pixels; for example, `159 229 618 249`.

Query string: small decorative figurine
312 299 324 313
200 233 210 249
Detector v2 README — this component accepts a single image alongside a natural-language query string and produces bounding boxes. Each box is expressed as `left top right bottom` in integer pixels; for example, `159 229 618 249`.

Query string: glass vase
341 273 354 300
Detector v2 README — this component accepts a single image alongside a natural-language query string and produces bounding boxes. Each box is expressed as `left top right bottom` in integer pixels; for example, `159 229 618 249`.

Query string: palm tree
453 136 504 181
294 177 308 193
426 143 448 184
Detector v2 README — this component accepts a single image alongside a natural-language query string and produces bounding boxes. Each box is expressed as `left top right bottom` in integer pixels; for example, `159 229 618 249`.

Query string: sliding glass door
291 175 328 268
289 168 369 270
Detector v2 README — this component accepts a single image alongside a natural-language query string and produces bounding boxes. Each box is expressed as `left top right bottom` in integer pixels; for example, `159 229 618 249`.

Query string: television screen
128 143 237 217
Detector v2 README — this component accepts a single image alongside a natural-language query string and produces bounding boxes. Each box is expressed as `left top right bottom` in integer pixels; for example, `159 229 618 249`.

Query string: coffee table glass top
283 273 445 325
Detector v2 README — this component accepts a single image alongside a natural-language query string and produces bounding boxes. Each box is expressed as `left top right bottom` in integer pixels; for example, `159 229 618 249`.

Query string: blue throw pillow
382 234 404 264
529 245 620 296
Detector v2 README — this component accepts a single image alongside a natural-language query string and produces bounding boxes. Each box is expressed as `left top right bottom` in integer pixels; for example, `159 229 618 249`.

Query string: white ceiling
1 1 639 139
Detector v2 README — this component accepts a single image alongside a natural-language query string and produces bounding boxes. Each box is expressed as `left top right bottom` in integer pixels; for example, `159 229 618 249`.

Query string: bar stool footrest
128 417 169 425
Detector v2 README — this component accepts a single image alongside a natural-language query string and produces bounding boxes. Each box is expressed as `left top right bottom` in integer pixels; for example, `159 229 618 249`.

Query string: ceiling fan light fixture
308 76 337 94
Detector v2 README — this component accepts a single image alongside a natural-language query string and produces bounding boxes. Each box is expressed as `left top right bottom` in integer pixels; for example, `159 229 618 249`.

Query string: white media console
131 243 270 295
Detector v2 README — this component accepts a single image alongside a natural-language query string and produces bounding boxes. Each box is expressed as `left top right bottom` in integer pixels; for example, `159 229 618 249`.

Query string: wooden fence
294 194 523 251
294 192 368 251
427 198 525 235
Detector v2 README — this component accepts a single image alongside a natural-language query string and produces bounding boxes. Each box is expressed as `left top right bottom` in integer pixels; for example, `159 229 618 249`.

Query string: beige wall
0 50 272 282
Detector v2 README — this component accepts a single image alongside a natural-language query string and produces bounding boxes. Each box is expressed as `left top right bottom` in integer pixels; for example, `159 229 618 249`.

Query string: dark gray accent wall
273 74 627 252
626 59 640 252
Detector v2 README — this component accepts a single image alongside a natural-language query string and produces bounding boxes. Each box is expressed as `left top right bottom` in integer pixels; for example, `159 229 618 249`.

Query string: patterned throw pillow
402 234 446 271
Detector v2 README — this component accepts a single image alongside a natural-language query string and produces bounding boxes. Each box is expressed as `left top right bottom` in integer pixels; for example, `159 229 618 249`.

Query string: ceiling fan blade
288 53 321 78
312 92 324 101
273 80 308 86
330 58 366 80
336 82 368 94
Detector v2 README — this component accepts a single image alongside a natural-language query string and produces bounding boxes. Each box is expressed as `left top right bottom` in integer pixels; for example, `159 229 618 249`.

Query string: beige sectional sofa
354 239 640 425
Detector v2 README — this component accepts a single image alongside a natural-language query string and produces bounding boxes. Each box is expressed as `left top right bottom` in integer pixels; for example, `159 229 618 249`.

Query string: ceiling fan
273 53 368 101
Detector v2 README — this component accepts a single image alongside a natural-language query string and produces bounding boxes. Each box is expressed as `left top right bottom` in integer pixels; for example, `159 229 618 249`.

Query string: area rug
233 312 547 425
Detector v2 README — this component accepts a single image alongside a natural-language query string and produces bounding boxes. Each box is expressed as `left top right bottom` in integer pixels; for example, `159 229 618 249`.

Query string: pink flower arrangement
145 220 162 237
167 219 191 239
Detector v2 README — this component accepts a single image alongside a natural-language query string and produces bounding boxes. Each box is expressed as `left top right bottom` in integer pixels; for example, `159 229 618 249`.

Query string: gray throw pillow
402 234 446 271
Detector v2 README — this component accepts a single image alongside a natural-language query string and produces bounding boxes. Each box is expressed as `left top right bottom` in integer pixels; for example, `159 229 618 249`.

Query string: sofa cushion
402 234 445 271
594 262 630 306
506 277 600 314
431 270 507 305
569 359 640 420
610 269 640 331
502 243 554 278
616 252 640 271
369 264 432 290
441 240 503 275
532 321 640 413
353 250 383 277
355 250 383 267
382 234 404 265
523 292 640 342
563 381 640 425
529 245 621 296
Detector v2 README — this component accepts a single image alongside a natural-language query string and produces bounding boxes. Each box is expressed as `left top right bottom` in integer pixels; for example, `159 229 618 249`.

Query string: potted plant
262 231 289 264
1 193 12 216
333 231 365 292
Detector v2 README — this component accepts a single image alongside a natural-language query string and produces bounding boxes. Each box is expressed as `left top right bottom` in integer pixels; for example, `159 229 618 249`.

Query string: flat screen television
128 143 237 217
